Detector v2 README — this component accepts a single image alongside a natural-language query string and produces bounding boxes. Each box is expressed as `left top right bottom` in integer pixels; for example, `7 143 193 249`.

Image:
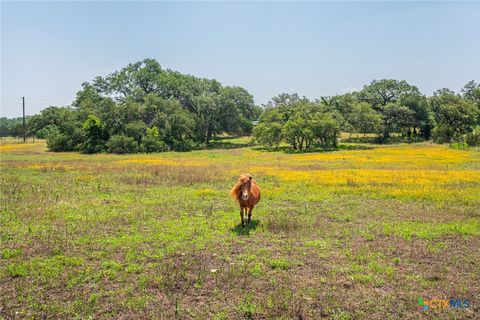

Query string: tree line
4 59 479 152
21 59 261 153
1 117 32 138
253 79 480 150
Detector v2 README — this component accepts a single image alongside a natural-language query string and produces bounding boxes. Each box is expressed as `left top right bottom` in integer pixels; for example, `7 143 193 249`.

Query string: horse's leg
247 207 252 224
240 207 245 227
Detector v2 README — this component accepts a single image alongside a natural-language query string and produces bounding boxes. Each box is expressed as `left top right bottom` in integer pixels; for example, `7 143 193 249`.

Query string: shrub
125 121 147 146
36 124 59 139
465 126 480 147
311 114 341 148
106 135 137 154
432 123 455 143
252 122 283 149
169 138 194 151
46 126 76 152
239 117 254 135
81 115 108 154
46 133 73 151
141 127 168 152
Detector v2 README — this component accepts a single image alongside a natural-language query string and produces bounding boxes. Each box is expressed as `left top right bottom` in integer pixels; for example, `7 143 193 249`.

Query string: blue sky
1 1 479 117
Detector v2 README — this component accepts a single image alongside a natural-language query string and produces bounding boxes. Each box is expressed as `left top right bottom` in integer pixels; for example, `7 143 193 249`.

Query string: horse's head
239 173 253 201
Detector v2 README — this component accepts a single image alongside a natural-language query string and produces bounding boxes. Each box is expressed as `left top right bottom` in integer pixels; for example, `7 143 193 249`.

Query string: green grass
1 140 479 319
269 258 302 270
1 248 22 259
383 220 480 240
6 263 28 277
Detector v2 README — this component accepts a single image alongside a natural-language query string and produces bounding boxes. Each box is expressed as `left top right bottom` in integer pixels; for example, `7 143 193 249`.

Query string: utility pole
22 97 26 142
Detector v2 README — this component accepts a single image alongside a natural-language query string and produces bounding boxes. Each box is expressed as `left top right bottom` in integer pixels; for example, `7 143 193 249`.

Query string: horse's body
230 174 261 227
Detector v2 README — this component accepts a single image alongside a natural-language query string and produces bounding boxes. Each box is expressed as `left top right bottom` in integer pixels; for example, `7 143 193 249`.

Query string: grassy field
1 138 479 319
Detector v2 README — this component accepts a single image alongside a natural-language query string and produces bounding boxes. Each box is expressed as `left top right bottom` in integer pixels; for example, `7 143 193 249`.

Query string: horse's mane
250 181 260 199
230 174 260 202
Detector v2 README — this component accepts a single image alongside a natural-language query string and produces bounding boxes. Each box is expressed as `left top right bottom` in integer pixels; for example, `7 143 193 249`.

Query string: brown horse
230 174 261 227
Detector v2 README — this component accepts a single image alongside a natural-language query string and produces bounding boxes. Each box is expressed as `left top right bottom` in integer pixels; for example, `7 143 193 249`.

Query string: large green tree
430 89 479 139
360 79 420 109
381 103 415 139
398 94 434 140
462 80 480 107
348 102 382 136
254 99 340 150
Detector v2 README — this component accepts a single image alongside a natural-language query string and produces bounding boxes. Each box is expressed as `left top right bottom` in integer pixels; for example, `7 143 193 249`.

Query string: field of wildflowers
1 138 479 319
